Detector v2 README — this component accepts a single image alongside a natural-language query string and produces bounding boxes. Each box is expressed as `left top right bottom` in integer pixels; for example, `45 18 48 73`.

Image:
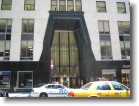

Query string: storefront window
102 69 116 81
121 69 130 87
0 71 10 89
18 71 33 88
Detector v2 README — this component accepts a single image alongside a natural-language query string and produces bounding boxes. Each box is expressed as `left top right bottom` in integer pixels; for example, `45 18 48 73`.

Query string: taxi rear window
81 82 93 90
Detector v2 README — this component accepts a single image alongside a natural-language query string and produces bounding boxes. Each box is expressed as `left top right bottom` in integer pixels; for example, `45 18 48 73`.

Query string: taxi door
96 82 112 97
110 81 130 97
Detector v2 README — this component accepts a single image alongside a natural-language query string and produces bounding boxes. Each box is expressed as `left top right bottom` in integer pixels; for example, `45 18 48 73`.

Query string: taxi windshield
81 82 93 90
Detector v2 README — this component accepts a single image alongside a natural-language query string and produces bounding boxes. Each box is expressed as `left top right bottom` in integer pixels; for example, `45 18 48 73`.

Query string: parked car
31 83 68 97
0 90 9 97
67 81 130 98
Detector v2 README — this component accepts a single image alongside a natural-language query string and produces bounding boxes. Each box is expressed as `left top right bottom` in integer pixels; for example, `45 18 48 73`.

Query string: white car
31 83 68 97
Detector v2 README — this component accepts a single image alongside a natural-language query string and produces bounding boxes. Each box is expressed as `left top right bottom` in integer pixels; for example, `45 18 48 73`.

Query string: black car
0 90 9 97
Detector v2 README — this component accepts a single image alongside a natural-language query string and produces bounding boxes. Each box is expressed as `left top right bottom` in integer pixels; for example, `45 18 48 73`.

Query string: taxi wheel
39 93 48 97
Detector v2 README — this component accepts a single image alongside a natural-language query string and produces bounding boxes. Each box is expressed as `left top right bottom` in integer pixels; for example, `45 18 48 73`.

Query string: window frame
67 0 74 11
24 0 35 11
118 21 130 35
96 1 107 13
75 0 82 11
59 0 66 11
17 71 33 89
0 71 11 89
0 19 12 61
117 2 126 13
98 20 110 35
51 0 57 11
1 0 12 10
20 40 33 60
120 41 130 60
22 19 34 34
100 40 112 60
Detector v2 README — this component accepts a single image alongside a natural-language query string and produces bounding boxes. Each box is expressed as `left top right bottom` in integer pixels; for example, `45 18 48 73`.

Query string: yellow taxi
67 81 130 98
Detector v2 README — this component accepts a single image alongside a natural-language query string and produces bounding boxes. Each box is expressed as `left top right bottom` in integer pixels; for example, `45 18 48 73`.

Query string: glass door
51 20 79 86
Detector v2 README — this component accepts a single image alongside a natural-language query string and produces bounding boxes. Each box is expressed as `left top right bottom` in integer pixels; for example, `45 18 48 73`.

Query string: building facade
0 0 130 91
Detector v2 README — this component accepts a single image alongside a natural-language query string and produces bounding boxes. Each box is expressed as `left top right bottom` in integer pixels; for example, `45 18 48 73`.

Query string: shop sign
122 65 130 69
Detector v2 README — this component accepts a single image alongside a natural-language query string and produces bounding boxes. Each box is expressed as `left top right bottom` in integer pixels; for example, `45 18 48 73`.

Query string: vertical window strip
21 19 34 60
0 19 12 61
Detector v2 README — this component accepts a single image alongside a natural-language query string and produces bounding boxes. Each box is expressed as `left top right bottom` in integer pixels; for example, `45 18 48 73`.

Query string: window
98 21 110 35
120 41 130 60
67 0 74 11
55 85 64 89
118 21 130 35
22 19 34 34
117 2 126 13
59 0 66 11
97 82 111 90
21 19 34 60
96 1 106 12
1 0 12 10
100 41 112 60
0 71 10 89
51 0 82 11
75 0 82 11
18 71 33 88
111 82 127 90
24 0 35 10
20 40 33 60
81 82 92 90
46 85 55 89
0 19 12 61
51 0 57 11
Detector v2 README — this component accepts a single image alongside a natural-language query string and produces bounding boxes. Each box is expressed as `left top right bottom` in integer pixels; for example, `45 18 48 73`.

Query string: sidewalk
8 92 31 97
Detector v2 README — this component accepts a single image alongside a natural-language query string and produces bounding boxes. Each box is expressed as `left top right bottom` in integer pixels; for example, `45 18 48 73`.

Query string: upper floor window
51 0 57 11
75 0 82 11
22 19 34 34
120 41 130 60
51 0 82 11
100 40 112 60
118 21 130 35
59 0 66 11
117 2 126 13
67 0 74 11
21 19 34 60
96 1 106 12
0 19 12 61
98 21 110 35
1 0 12 10
24 0 35 11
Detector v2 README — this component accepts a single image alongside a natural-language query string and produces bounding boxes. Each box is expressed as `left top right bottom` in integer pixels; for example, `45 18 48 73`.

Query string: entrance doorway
50 20 80 87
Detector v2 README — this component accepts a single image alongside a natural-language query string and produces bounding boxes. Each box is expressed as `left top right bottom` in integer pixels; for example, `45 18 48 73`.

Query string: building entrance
50 20 80 87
